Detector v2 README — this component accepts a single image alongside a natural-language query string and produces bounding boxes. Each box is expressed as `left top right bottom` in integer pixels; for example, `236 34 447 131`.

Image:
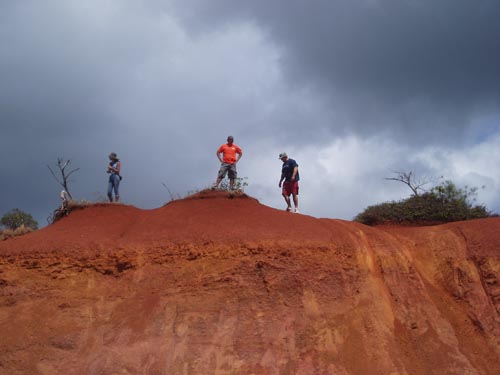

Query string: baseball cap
278 152 287 159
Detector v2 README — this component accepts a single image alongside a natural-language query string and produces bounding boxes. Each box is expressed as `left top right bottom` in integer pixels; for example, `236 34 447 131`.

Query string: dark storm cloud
0 1 157 223
172 0 500 142
1 0 500 225
0 0 280 224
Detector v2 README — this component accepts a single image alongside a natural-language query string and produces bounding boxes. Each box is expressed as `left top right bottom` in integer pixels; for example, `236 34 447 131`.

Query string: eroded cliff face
0 191 499 375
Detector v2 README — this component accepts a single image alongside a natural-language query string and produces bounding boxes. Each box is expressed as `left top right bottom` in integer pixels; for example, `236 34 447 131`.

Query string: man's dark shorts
218 162 237 179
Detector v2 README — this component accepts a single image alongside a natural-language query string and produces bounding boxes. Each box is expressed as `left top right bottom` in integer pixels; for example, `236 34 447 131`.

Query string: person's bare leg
292 193 299 212
213 178 222 189
229 178 235 190
283 194 292 211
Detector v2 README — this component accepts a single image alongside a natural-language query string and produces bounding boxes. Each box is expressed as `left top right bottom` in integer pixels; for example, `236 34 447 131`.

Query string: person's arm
235 148 243 163
216 146 224 163
279 173 285 187
108 162 120 174
291 166 298 181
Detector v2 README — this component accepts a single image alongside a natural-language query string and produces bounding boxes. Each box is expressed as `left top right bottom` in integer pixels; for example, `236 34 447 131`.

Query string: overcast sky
1 0 500 226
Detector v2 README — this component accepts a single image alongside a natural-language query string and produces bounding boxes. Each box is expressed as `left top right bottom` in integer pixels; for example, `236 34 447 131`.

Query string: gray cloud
1 0 500 226
172 0 500 142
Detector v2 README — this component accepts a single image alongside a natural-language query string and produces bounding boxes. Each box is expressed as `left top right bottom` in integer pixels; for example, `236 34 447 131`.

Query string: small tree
47 158 80 200
1 208 38 230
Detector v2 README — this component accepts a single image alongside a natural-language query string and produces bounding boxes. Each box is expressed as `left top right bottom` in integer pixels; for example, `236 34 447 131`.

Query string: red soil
0 190 499 374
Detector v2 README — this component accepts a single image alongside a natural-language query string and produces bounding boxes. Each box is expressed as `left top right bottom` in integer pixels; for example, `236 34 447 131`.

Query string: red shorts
282 181 299 196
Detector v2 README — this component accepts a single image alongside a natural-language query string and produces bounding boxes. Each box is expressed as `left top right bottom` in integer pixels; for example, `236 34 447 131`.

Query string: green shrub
218 177 248 194
354 180 491 225
1 209 38 230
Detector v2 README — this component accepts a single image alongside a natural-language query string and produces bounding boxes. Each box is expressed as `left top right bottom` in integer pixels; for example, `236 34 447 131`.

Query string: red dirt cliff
0 190 499 374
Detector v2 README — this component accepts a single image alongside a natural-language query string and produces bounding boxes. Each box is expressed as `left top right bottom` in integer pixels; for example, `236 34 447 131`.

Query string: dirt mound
0 191 499 374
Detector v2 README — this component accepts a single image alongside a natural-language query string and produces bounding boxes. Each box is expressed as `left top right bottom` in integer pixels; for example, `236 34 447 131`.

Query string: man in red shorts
278 152 300 213
214 136 243 190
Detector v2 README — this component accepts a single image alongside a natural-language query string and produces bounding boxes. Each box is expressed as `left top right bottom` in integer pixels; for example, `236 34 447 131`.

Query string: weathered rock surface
0 191 499 374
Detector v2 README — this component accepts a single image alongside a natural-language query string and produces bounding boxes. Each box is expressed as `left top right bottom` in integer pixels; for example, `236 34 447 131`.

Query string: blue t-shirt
282 159 300 182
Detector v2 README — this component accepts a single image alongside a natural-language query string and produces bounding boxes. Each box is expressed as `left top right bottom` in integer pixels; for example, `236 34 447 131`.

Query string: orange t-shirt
217 143 242 164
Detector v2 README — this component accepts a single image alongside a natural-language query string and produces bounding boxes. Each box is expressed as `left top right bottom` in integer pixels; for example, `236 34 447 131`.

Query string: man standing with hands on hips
214 136 243 190
279 152 300 213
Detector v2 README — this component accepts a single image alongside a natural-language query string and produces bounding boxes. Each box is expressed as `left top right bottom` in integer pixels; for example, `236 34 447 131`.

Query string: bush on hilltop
0 208 38 240
354 180 491 226
1 208 38 230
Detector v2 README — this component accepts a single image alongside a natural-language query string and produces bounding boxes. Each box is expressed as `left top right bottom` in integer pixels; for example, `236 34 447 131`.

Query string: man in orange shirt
214 135 243 190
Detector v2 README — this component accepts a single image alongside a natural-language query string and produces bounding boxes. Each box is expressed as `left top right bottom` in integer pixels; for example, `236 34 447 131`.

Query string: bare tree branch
47 158 79 200
162 182 176 201
385 170 432 197
47 165 62 185
60 159 69 170
66 168 80 179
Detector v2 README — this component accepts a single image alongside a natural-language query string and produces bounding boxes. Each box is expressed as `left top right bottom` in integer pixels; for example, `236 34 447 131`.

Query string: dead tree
47 158 80 200
385 170 434 197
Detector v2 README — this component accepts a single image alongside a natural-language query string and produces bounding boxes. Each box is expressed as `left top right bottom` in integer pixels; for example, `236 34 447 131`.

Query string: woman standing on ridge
107 152 121 202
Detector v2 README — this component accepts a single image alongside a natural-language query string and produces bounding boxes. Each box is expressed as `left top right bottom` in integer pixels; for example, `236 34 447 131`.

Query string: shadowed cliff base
0 190 499 374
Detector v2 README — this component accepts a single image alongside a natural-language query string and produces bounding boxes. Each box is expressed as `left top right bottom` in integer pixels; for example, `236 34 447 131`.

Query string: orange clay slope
0 190 499 375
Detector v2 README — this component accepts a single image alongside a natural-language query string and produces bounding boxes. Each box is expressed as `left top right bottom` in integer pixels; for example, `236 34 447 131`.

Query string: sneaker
294 208 300 213
286 207 291 212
